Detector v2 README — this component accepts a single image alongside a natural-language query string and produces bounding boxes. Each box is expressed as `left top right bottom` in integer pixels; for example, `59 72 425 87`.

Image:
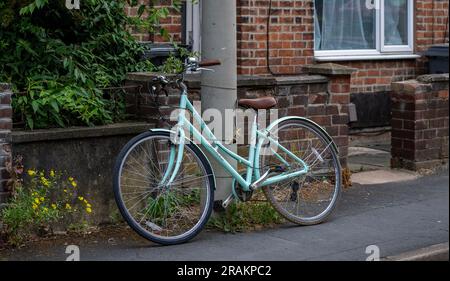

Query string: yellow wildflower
86 203 92 208
39 171 44 177
63 189 67 193
50 170 55 177
51 204 57 209
86 208 92 213
39 197 45 202
40 177 49 187
65 203 71 210
43 207 48 213
32 204 37 210
34 198 40 204
78 196 84 201
71 181 77 187
83 199 88 204
68 177 74 182
27 169 36 176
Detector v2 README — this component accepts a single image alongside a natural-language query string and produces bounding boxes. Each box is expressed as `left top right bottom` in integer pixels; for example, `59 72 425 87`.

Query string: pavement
1 167 448 261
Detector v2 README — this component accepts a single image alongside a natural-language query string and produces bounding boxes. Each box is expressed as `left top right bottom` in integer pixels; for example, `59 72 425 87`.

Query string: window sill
314 54 421 62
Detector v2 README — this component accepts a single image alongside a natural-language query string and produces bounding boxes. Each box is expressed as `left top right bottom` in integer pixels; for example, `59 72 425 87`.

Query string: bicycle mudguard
149 128 217 190
264 116 340 155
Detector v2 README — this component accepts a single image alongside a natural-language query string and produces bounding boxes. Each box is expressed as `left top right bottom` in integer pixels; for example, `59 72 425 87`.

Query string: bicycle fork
160 128 186 187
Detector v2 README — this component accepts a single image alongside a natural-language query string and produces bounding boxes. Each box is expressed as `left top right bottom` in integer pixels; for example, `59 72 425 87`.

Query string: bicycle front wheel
259 118 341 225
113 131 214 245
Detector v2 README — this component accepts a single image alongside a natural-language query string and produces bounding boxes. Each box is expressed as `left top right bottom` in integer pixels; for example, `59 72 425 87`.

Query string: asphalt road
1 170 448 261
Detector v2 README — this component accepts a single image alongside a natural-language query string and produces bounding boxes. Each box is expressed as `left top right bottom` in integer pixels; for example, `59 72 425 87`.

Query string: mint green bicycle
113 58 341 245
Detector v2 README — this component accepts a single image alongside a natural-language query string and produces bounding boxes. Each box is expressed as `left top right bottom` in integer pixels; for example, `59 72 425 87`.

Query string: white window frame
380 0 414 53
185 0 202 55
314 0 415 59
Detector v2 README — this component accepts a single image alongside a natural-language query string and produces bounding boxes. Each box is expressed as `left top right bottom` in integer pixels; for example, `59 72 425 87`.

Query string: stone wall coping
302 63 358 75
274 75 328 85
416 73 449 83
11 122 154 144
391 79 432 94
126 73 328 89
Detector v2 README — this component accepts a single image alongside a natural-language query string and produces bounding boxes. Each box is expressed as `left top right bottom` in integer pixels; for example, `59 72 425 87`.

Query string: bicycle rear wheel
113 131 214 245
259 118 341 225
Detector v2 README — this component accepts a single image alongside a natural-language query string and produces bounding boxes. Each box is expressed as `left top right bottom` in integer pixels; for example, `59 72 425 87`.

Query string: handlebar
151 58 221 90
198 59 221 67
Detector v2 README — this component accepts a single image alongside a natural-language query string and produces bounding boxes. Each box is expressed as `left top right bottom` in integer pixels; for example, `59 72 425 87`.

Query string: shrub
0 0 184 129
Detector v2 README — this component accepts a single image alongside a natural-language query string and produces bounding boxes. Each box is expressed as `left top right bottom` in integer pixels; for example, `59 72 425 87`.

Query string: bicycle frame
161 87 310 193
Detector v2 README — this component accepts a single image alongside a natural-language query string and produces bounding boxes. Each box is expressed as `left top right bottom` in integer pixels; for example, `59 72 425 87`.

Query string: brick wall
126 0 182 42
416 0 449 50
391 74 449 170
237 0 314 76
130 0 449 95
344 60 420 94
0 83 12 206
236 0 449 93
151 0 183 43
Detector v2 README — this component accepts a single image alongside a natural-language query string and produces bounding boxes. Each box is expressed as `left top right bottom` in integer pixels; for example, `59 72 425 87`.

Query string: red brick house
127 0 449 129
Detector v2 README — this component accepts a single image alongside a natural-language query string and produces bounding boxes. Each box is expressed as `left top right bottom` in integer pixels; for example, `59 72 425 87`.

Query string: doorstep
348 144 421 185
350 169 419 185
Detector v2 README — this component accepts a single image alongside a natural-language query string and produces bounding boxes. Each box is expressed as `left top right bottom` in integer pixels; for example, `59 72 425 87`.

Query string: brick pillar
0 83 12 207
391 74 449 171
302 63 357 167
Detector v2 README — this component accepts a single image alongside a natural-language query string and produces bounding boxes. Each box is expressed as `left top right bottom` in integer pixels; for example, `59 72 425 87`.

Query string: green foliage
0 0 184 129
157 47 200 74
1 167 93 246
14 80 114 128
207 200 284 233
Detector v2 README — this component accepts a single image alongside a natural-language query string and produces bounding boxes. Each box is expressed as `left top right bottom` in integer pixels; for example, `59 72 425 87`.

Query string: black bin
139 42 190 66
424 44 449 74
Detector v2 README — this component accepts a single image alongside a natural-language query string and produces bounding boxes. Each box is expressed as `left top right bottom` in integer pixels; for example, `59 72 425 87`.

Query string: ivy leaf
35 0 48 9
31 100 39 113
50 100 59 113
26 116 34 130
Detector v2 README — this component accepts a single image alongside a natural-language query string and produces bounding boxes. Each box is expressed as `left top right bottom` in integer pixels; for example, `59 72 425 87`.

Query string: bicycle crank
231 173 254 203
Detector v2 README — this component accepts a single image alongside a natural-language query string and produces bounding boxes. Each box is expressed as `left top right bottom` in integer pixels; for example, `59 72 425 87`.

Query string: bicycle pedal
222 193 234 208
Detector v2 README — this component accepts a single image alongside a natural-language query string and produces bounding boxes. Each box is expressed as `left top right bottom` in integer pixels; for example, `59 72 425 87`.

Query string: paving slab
351 169 419 185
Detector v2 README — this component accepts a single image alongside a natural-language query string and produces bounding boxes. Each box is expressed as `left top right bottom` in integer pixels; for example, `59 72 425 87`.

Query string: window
314 0 414 58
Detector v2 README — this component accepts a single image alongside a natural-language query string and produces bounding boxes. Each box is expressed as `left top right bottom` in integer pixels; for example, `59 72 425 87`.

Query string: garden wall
391 73 449 170
10 123 153 223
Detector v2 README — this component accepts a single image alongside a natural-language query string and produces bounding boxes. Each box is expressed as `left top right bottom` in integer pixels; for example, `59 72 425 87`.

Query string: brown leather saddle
238 96 277 110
